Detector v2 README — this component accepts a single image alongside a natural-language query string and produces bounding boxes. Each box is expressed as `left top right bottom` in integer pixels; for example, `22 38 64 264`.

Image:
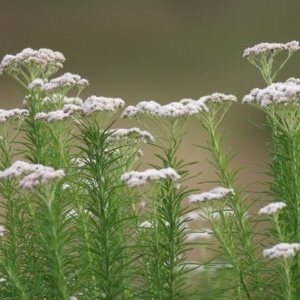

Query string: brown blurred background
1 0 300 192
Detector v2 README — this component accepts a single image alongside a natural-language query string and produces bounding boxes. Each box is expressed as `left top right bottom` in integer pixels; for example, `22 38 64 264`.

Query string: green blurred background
1 0 300 191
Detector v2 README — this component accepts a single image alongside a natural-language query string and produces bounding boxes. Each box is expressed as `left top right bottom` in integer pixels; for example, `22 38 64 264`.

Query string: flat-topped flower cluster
243 40 300 58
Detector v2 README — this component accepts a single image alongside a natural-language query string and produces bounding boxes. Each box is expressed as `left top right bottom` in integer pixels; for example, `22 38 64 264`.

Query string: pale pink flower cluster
0 161 39 178
107 128 155 143
188 187 234 203
243 41 300 58
121 98 207 119
258 202 287 216
19 166 65 190
243 78 300 107
34 110 71 122
263 243 300 259
28 73 89 92
0 48 65 75
82 96 125 115
0 161 64 189
121 167 180 187
0 109 29 123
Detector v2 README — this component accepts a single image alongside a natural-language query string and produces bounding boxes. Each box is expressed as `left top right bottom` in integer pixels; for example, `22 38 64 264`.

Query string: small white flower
188 187 234 203
139 221 153 228
263 243 300 259
258 202 287 216
0 225 6 237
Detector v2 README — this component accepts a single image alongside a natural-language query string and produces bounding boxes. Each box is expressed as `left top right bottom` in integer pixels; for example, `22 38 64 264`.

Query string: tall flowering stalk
243 40 300 298
191 93 267 299
121 99 205 299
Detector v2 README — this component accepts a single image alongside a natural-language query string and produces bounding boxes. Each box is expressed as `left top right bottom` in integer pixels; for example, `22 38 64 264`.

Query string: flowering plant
0 42 299 299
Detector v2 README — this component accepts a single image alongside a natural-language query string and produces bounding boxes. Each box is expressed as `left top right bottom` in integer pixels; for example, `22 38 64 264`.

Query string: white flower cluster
0 109 29 123
28 73 89 92
34 110 70 122
185 229 213 242
121 167 180 187
106 127 155 144
188 187 234 203
19 166 65 190
243 78 300 107
243 41 300 58
263 243 300 259
121 93 237 119
0 48 65 75
121 98 208 119
82 96 125 115
0 161 65 189
199 92 237 104
258 202 287 216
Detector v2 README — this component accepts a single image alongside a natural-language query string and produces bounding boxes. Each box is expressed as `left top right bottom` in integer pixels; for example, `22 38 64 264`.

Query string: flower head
242 78 300 107
0 109 29 123
121 167 180 187
0 48 65 76
243 41 300 58
199 93 237 104
263 243 300 259
258 202 287 216
0 161 40 178
19 166 65 190
188 187 234 203
34 110 71 122
82 96 125 115
121 98 207 119
106 127 155 144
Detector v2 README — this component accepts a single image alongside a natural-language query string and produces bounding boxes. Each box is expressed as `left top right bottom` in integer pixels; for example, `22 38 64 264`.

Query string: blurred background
1 0 300 192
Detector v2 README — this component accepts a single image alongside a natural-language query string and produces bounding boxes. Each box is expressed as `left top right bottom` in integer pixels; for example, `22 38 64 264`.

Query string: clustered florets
188 187 235 203
82 96 125 115
258 202 287 216
0 109 29 123
28 73 89 92
263 243 300 259
121 93 236 119
243 78 300 107
0 161 65 189
121 167 180 187
243 41 300 58
106 128 155 144
0 48 65 76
